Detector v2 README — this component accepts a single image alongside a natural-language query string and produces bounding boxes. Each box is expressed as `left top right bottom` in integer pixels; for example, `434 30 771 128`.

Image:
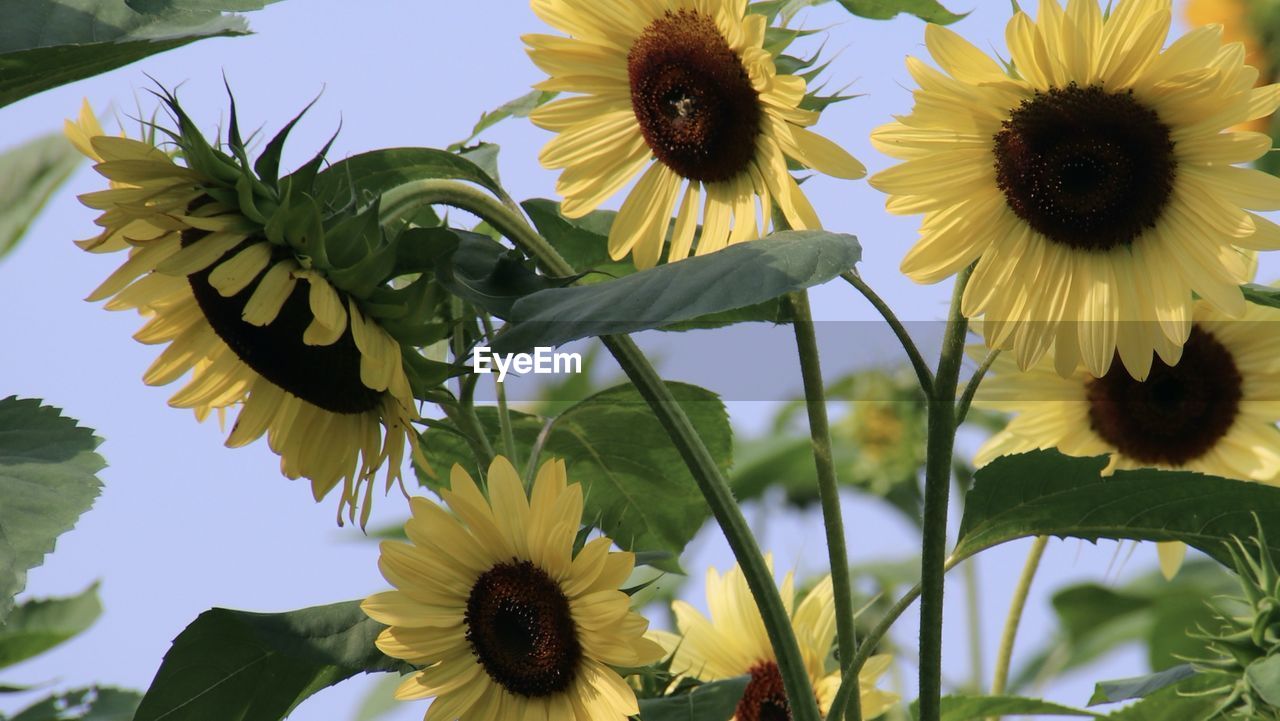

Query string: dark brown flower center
465 560 582 698
1087 327 1242 466
994 84 1176 252
735 661 795 721
180 207 381 414
628 9 762 182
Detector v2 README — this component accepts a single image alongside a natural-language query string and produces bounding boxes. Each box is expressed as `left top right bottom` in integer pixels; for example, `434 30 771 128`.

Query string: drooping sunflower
526 0 865 270
363 456 665 720
1187 0 1277 133
870 0 1280 380
649 562 898 720
66 99 423 526
973 299 1280 577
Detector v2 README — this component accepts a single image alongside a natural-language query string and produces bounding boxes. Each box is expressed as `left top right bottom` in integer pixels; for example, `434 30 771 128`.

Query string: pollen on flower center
1087 327 1242 466
181 224 382 415
734 661 795 721
465 560 582 698
994 83 1177 252
627 9 762 182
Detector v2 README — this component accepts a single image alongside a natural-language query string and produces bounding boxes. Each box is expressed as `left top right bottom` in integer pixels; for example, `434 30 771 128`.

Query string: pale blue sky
0 1 1246 718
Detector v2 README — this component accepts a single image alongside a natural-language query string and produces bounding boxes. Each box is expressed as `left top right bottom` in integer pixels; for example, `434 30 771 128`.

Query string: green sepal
254 94 321 185
401 350 467 397
280 196 328 266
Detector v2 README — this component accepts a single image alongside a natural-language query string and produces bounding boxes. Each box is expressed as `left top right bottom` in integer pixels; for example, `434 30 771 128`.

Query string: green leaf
0 583 102 670
0 397 104 622
308 147 504 210
1246 655 1280 707
1098 676 1222 720
955 450 1280 567
0 1 259 109
419 383 730 572
10 687 141 721
1089 665 1199 705
833 0 966 22
433 228 572 318
909 695 1099 720
132 600 408 721
125 0 279 12
0 133 82 263
1243 283 1280 309
492 230 860 354
639 677 749 721
447 89 559 152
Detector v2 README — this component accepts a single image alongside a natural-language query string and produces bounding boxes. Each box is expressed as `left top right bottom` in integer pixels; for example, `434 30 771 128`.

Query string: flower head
363 456 664 720
66 97 426 526
871 0 1280 380
527 0 864 269
650 562 898 720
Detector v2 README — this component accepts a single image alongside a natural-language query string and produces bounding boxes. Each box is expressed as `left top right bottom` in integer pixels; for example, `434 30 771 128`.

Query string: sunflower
973 299 1280 577
65 100 422 526
649 562 898 720
362 456 664 720
870 0 1280 380
1187 0 1276 133
526 0 865 270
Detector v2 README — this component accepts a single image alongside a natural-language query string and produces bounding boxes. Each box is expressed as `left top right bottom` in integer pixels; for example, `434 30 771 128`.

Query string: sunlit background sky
0 1 1261 719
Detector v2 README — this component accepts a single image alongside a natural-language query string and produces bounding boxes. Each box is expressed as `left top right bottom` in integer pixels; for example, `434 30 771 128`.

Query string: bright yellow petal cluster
66 101 421 526
527 0 863 269
363 457 664 721
649 561 898 719
871 0 1280 380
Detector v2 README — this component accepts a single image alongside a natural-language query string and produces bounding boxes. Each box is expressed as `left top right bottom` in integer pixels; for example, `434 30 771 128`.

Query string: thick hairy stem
789 290 861 721
405 179 822 721
918 268 971 721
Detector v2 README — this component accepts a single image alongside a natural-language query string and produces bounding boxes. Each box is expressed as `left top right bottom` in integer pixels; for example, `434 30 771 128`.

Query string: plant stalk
991 536 1050 700
841 271 934 398
789 290 861 721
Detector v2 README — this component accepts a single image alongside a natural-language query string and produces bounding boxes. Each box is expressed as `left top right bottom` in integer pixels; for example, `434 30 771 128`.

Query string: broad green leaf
125 0 279 12
1089 665 1198 705
1247 655 1280 707
132 601 407 721
0 1 258 108
909 695 1099 720
0 583 101 670
955 450 1280 567
308 147 504 211
433 228 573 319
1243 283 1280 309
639 677 749 721
492 230 860 354
1099 675 1222 720
0 397 104 621
0 133 82 263
447 89 559 152
418 383 731 572
10 687 141 721
755 0 964 23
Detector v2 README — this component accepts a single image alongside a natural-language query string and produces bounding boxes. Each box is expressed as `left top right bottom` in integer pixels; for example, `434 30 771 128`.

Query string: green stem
789 290 861 721
406 179 822 721
962 556 985 692
991 536 1049 700
480 314 520 470
955 350 999 426
840 271 934 398
918 267 971 721
441 401 494 481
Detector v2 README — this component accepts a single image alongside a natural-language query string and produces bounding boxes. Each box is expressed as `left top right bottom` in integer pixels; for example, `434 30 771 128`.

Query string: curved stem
956 349 1000 427
918 267 971 721
441 402 494 481
991 536 1049 700
789 290 861 721
407 179 822 721
840 271 934 399
480 314 520 470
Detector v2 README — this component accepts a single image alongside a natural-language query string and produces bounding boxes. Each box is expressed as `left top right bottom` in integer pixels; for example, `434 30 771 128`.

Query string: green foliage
0 133 82 264
1243 283 1280 309
7 687 142 721
132 601 407 721
638 677 749 721
908 695 1098 720
752 0 965 24
1097 674 1226 721
448 89 559 151
419 383 731 572
1010 561 1235 692
0 397 104 622
0 584 102 670
433 228 576 319
491 230 861 354
956 451 1280 567
1089 665 1199 705
308 147 504 210
0 0 273 108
